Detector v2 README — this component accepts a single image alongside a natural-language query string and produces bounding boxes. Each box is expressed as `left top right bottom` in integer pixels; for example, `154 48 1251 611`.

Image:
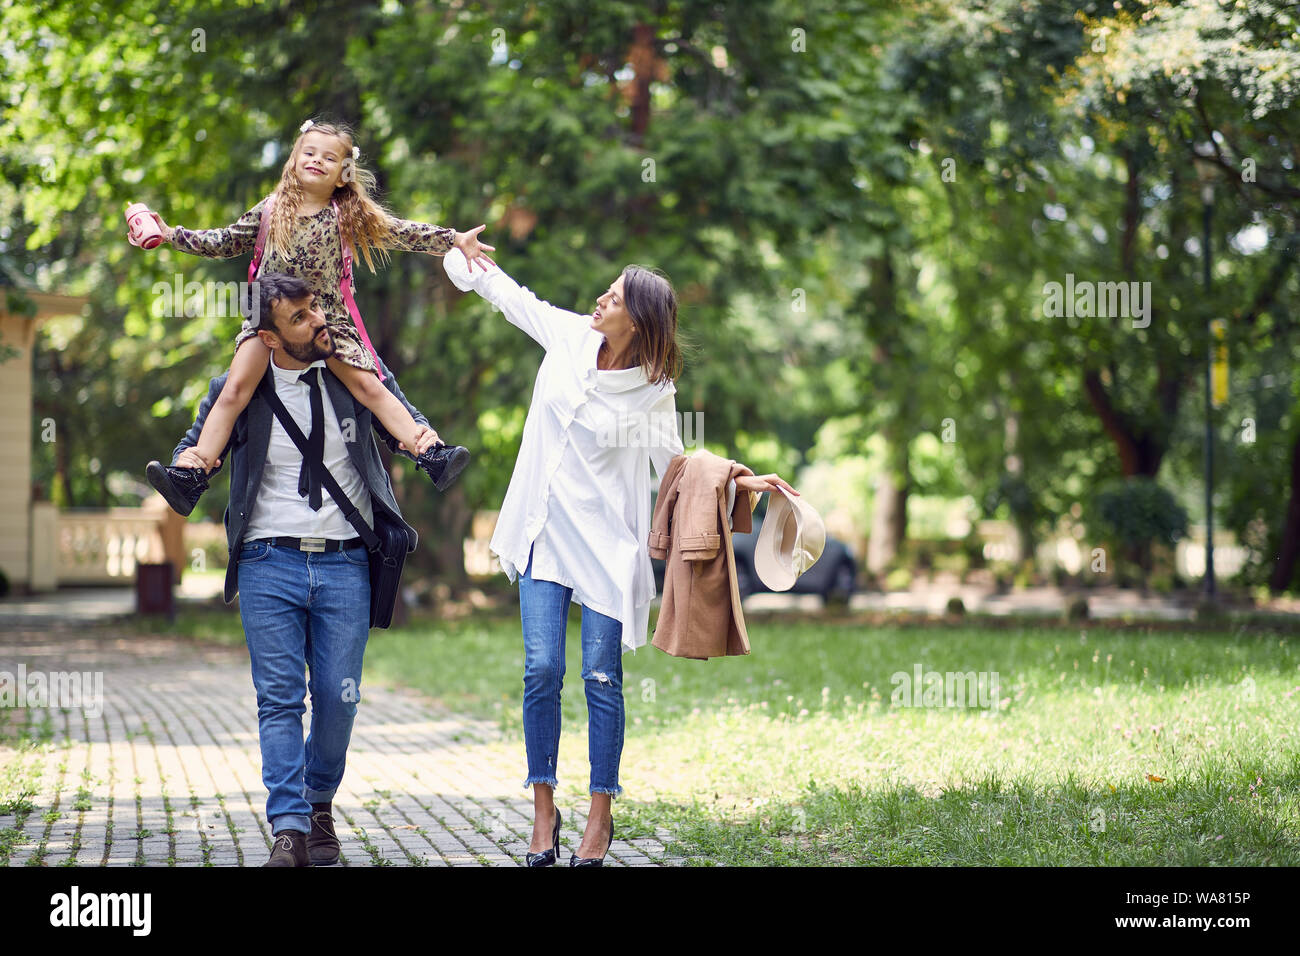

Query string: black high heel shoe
569 819 613 867
525 808 561 867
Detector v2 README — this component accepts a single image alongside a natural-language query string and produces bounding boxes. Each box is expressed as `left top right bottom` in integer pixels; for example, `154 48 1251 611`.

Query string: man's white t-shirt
243 355 374 541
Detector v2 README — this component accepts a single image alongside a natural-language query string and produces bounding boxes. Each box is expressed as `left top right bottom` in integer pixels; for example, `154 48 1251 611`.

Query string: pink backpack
249 195 386 380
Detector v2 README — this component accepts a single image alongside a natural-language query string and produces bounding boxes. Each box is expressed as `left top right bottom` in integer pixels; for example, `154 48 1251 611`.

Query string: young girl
138 118 495 515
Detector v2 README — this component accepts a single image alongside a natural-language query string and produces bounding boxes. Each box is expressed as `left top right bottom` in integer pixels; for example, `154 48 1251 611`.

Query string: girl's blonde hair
266 119 395 273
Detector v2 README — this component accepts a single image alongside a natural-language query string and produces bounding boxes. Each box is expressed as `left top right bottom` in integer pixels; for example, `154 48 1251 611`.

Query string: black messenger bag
259 378 409 629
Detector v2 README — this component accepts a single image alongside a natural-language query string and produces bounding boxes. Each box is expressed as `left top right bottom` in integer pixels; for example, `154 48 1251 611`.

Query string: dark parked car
651 513 858 605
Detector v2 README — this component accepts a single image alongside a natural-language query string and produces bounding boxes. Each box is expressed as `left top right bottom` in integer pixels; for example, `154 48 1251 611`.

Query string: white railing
56 508 168 585
45 506 1250 591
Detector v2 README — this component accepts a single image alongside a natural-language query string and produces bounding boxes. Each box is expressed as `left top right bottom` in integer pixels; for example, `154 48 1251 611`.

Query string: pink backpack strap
248 195 275 285
331 198 385 381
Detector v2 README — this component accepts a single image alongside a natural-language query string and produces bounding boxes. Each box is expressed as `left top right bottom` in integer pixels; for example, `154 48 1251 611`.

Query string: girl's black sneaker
416 443 470 492
146 460 209 517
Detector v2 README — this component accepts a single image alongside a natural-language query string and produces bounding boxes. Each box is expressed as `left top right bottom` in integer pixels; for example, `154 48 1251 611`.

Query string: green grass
131 605 1300 865
0 730 46 866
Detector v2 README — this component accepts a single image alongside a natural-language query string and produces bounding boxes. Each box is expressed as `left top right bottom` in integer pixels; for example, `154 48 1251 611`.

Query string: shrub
990 560 1015 593
932 550 970 575
1085 478 1189 587
885 567 913 591
1193 597 1226 622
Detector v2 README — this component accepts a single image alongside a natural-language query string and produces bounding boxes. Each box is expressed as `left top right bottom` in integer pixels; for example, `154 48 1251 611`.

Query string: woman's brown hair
265 119 397 274
621 265 683 386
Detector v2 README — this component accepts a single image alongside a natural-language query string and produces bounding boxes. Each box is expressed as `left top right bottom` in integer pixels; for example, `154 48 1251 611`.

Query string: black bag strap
257 374 382 552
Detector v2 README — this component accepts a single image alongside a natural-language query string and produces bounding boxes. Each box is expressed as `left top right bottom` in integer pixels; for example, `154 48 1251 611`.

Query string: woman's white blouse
444 249 684 651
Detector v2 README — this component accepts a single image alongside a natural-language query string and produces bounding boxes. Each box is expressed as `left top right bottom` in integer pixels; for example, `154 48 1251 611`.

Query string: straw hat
754 487 825 591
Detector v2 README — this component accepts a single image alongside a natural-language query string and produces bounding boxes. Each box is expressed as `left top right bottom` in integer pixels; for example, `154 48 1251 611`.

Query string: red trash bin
136 562 175 619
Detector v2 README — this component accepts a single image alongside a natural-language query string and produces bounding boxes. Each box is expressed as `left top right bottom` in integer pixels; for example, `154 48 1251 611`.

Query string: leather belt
249 536 365 553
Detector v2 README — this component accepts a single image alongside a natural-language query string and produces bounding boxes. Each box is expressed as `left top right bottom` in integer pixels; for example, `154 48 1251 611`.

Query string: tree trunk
52 422 74 508
628 23 656 145
1079 142 1180 480
430 483 472 595
863 251 910 576
1003 413 1035 562
1082 369 1168 477
1269 429 1300 593
1013 508 1035 565
867 436 909 575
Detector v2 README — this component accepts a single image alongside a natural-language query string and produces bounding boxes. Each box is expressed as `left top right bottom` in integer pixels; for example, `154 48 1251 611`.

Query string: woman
443 248 795 866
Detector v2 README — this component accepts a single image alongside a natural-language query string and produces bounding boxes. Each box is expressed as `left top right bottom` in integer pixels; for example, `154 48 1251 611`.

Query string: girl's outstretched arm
191 337 273 470
384 214 457 255
156 198 267 259
385 216 496 270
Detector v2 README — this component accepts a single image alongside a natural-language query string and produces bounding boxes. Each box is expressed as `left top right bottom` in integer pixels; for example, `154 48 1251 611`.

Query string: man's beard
282 327 335 364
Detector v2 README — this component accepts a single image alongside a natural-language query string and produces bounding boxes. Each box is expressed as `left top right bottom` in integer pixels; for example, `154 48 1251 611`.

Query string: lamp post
1192 143 1216 599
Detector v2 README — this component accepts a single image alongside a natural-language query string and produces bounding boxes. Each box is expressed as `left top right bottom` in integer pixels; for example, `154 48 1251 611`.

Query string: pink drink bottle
125 202 164 249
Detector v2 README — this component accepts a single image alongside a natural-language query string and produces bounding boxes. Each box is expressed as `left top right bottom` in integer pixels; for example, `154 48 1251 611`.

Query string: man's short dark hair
244 273 313 333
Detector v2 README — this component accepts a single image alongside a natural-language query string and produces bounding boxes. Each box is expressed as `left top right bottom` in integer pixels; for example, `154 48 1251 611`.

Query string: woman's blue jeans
519 548 625 796
236 540 371 835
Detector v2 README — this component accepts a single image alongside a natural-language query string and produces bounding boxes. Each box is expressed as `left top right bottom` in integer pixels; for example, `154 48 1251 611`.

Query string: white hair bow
299 119 315 133
352 146 360 160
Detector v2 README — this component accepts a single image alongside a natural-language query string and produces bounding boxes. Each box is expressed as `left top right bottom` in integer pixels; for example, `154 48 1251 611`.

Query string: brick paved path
0 629 679 867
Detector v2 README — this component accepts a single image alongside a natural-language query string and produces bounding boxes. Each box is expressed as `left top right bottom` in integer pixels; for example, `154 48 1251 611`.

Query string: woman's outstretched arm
443 247 588 352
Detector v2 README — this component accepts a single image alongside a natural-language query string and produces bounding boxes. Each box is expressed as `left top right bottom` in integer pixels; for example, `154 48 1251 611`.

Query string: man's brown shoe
263 830 309 867
307 802 340 866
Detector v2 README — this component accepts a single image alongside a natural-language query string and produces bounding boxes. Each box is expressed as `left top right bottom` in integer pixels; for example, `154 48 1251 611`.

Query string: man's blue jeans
236 540 370 835
518 548 625 797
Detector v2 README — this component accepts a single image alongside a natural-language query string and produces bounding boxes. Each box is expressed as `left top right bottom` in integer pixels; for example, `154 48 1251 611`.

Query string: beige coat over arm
648 451 757 660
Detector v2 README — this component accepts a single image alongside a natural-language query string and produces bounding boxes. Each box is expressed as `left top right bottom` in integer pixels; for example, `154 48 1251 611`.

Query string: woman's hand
734 473 799 496
453 224 497 273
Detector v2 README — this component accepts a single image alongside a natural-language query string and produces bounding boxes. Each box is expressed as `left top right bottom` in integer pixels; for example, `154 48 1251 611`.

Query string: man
170 272 439 866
